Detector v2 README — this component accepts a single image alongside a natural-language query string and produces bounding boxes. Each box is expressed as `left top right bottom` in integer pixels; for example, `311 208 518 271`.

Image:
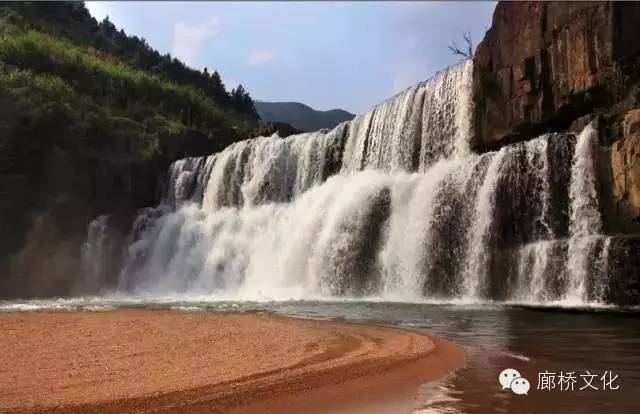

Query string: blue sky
87 1 496 114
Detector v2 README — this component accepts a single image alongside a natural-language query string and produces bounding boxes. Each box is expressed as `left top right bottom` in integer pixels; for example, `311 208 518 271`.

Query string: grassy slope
0 5 257 297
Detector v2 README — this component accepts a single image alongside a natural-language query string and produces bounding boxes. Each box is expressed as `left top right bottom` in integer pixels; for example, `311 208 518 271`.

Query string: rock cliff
473 1 640 236
473 1 640 149
610 110 640 227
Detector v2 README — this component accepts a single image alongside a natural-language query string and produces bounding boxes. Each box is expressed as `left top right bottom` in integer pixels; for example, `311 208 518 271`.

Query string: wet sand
0 310 464 413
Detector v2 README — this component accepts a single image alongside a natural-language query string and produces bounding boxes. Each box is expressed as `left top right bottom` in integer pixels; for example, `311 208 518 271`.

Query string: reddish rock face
624 109 640 138
611 110 640 221
473 2 640 149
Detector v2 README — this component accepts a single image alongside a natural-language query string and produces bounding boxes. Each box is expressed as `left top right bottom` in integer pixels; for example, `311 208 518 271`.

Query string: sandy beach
0 310 464 413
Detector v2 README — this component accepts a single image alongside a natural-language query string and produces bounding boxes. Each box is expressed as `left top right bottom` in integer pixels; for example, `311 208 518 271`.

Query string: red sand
0 310 464 413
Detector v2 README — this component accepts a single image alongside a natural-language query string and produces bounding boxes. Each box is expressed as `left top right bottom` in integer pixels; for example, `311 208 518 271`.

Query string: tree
99 15 116 37
448 30 473 59
231 84 258 117
0 1 259 119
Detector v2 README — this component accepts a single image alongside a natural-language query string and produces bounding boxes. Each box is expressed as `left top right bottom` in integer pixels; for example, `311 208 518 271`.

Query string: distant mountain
255 101 355 132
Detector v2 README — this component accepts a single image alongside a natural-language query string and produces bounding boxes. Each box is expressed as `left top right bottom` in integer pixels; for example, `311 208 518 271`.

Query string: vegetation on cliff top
1 2 258 118
0 3 259 140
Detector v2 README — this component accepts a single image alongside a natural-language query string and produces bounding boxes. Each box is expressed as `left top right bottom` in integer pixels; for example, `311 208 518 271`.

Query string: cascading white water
529 137 554 238
422 58 474 163
340 60 473 173
79 215 120 293
378 155 487 299
460 149 506 299
593 236 613 303
200 125 346 209
163 62 473 212
509 136 555 302
564 124 603 303
340 84 424 173
460 134 564 301
167 156 216 205
118 130 601 303
81 60 617 306
120 163 491 300
514 240 556 302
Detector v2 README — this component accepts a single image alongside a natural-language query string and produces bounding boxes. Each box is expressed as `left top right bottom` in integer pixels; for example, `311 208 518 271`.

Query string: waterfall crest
164 61 474 214
340 60 473 173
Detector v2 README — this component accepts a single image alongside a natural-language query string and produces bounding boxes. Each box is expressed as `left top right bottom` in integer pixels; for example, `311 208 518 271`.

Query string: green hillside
0 1 259 297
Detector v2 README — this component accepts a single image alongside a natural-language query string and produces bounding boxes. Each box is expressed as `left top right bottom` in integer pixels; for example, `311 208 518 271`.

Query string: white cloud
171 17 220 67
246 50 277 67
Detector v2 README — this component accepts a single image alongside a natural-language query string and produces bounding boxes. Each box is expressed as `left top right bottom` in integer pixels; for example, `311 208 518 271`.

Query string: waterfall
120 165 494 299
80 215 110 290
340 60 473 173
564 124 603 303
117 130 606 303
163 127 346 211
77 60 622 306
167 156 216 206
510 137 555 301
162 62 473 214
513 240 555 302
79 215 122 293
378 155 487 299
460 149 506 299
593 236 613 303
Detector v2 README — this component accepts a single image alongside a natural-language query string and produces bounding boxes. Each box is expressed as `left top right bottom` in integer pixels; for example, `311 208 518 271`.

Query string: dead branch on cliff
448 31 473 59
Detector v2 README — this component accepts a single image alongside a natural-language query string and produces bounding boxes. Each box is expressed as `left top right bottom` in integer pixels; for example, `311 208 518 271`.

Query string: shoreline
0 310 464 413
